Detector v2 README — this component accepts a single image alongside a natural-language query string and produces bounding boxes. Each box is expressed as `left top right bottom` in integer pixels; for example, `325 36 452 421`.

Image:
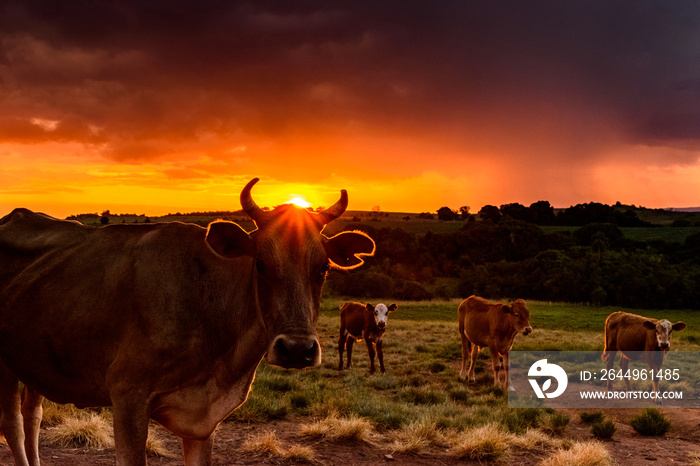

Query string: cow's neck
199 258 268 379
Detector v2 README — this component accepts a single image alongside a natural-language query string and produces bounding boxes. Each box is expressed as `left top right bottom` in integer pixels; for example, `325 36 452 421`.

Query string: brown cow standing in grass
0 178 375 466
602 311 686 400
458 296 532 391
338 302 398 374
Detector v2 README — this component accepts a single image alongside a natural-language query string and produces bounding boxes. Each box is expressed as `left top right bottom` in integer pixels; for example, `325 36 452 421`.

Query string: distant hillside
621 204 700 225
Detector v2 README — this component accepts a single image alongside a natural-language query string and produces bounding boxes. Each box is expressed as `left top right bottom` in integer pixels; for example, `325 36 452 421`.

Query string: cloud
1 1 700 210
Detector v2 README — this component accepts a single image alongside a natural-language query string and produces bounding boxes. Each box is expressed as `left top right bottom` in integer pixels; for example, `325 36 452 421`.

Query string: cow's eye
514 313 520 317
255 259 265 273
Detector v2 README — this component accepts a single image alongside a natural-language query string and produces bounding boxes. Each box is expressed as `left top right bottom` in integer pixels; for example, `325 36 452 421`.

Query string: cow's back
340 302 367 338
459 296 497 347
0 212 247 405
0 209 89 283
604 311 656 353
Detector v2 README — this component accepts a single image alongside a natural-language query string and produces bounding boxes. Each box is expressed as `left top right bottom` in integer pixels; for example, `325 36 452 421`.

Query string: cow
338 302 398 374
458 296 532 391
602 311 686 400
0 178 375 466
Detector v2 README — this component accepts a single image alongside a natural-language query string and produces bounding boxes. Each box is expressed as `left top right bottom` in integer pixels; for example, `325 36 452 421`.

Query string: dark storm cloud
2 1 700 165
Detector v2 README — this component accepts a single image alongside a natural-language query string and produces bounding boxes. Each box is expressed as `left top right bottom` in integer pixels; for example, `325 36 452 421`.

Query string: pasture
5 300 699 465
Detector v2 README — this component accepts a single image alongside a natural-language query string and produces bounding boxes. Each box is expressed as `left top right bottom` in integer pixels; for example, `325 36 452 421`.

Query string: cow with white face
338 302 398 373
602 311 687 400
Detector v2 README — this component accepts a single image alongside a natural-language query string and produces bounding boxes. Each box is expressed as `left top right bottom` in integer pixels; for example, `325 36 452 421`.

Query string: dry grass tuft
387 418 442 454
688 450 700 466
300 413 374 442
146 425 174 458
40 401 85 427
241 431 284 456
240 430 315 462
283 444 316 462
447 423 512 462
540 440 615 466
44 412 114 449
511 428 566 451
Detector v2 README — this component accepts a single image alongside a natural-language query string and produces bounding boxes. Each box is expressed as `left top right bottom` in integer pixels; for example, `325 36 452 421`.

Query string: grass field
37 299 700 464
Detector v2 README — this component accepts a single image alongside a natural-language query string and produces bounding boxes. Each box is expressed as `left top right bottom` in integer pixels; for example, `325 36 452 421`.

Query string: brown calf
338 302 398 373
458 296 532 390
602 311 686 399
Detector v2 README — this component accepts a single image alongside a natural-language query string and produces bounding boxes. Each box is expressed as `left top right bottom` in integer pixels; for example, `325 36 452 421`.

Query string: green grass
322 299 700 348
590 419 616 440
41 296 698 461
630 408 672 436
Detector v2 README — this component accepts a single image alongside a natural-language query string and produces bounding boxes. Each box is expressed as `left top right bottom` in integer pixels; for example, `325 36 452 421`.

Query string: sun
287 197 312 208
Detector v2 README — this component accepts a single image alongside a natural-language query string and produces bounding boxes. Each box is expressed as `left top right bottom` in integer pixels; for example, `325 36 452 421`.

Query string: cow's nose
659 342 670 350
377 322 386 329
523 326 533 335
269 336 321 369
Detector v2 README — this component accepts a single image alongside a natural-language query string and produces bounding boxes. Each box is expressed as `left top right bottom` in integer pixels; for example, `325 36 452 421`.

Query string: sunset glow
1 2 699 219
288 197 312 209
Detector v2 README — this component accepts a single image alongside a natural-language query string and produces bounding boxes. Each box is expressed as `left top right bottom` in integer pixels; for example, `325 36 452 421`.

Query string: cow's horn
317 189 348 225
240 178 266 222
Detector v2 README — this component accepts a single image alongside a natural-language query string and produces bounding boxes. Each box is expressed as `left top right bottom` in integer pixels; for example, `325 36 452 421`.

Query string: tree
478 205 501 223
459 206 470 220
437 206 457 221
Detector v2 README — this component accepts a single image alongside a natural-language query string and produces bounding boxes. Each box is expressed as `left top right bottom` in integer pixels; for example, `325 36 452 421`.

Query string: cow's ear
388 303 398 312
206 221 255 258
502 304 511 314
366 303 374 312
324 231 375 269
672 321 687 332
643 320 656 330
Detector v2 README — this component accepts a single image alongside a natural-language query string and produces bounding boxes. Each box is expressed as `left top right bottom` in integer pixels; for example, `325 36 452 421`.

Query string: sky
2 1 700 218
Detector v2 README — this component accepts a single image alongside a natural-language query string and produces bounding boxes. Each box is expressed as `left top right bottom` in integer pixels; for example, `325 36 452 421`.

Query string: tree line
327 203 700 309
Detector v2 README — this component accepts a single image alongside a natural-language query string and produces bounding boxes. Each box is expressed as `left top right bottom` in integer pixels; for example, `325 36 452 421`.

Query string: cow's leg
111 394 150 466
489 348 503 388
648 365 663 405
467 344 480 383
376 339 385 373
0 362 30 466
365 340 376 374
502 351 514 392
183 434 215 466
459 333 471 381
345 338 354 369
21 387 44 466
605 350 616 391
338 334 346 370
619 356 631 392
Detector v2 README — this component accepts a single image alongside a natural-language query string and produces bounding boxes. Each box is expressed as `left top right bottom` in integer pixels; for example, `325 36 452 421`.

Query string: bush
540 412 570 436
590 419 616 440
630 408 671 436
579 411 605 424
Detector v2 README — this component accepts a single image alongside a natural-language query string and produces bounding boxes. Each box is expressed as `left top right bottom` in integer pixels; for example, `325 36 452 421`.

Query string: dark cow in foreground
458 296 532 390
0 178 375 466
338 302 398 374
602 311 686 399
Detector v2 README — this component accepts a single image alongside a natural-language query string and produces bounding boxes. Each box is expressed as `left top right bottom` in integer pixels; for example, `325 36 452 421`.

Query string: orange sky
2 2 700 219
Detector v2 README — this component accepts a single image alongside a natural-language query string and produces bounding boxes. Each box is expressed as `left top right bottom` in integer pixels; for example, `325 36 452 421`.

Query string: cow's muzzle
659 342 670 350
522 326 533 336
267 335 322 369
